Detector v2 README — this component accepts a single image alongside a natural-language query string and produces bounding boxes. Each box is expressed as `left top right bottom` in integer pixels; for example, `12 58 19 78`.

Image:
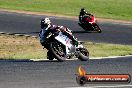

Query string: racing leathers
79 10 91 23
39 24 78 47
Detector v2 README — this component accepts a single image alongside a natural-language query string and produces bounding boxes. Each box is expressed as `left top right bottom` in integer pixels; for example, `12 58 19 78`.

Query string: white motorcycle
41 30 89 62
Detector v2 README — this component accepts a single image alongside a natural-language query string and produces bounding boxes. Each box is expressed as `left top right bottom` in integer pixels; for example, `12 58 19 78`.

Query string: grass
84 42 132 57
0 34 132 60
0 34 47 59
0 0 132 21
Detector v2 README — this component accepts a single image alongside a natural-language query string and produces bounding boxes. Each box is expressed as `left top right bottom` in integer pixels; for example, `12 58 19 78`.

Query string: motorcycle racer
79 8 91 23
39 18 78 47
78 8 102 33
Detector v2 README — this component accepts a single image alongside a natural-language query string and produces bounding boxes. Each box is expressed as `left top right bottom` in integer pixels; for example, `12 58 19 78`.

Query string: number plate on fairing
55 32 72 46
55 32 76 54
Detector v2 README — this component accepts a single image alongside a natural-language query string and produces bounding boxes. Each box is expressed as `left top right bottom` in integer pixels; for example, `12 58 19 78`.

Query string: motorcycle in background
78 14 102 33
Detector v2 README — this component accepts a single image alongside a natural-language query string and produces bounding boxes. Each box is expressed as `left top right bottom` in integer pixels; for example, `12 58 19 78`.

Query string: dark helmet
40 18 51 29
81 8 86 13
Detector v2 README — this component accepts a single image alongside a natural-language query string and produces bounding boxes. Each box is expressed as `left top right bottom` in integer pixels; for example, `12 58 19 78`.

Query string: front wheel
78 48 89 61
93 24 102 33
49 41 67 62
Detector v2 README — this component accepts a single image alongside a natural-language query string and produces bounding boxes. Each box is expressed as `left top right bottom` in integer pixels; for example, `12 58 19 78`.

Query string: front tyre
94 24 102 33
78 48 89 61
49 41 66 62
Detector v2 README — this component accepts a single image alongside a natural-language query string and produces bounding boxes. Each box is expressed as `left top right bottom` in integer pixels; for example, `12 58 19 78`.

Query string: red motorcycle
78 14 102 33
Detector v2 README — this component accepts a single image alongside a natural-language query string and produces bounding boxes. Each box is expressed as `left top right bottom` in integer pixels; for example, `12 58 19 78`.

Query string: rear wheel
78 48 89 61
49 41 66 62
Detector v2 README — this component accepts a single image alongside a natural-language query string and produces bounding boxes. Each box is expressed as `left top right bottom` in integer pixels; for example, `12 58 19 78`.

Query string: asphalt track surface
0 11 132 45
0 56 132 88
0 11 132 88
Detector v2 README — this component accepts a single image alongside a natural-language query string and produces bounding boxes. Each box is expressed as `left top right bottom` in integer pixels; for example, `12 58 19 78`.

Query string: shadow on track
1 56 132 63
72 31 100 34
8 31 98 35
0 59 59 62
0 59 83 63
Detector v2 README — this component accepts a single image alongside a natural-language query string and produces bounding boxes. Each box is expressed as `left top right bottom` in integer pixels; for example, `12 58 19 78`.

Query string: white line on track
91 55 132 60
30 55 132 61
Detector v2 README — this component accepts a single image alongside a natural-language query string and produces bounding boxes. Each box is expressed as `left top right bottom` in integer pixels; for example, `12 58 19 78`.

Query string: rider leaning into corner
79 8 91 23
39 18 78 47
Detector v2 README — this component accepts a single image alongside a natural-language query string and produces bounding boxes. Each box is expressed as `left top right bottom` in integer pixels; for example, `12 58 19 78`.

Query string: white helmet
44 18 51 25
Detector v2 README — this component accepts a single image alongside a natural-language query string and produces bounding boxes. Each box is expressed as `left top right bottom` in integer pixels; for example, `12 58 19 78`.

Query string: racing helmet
81 8 85 12
40 18 51 29
81 8 88 15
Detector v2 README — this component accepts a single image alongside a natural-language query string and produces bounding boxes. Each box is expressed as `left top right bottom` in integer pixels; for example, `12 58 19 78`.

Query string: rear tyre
78 23 88 31
49 41 67 62
78 48 89 61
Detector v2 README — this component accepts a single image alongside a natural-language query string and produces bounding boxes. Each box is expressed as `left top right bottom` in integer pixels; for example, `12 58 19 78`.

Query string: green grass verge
0 0 132 21
0 34 132 60
84 42 132 57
